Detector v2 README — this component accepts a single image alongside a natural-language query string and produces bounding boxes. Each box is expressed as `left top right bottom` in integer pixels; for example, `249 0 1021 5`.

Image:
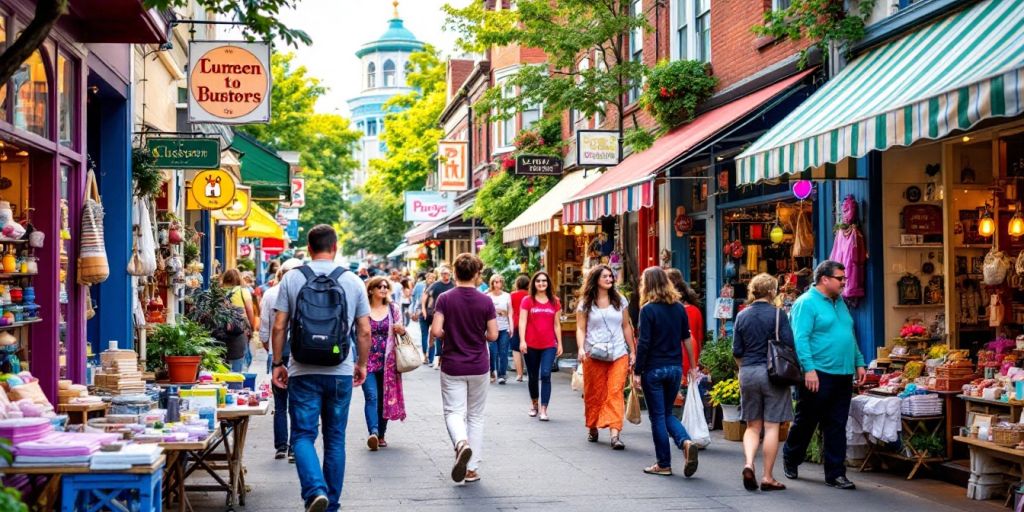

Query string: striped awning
503 171 595 242
563 180 654 225
737 0 1024 185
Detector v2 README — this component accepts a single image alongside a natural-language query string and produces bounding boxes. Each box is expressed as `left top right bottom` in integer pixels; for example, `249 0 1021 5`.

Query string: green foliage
623 127 654 153
700 334 738 384
183 241 199 265
806 427 825 464
640 60 717 130
340 188 406 256
513 115 564 156
908 432 944 456
298 169 346 246
131 147 164 198
236 258 256 273
145 0 312 47
145 318 225 373
185 283 246 342
470 170 558 235
754 0 879 68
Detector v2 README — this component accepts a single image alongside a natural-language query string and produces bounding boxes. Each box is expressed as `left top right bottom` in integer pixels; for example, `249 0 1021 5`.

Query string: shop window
383 60 396 87
58 53 75 148
13 50 49 138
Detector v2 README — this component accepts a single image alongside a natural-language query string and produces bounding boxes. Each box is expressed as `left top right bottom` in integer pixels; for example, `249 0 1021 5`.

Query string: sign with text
188 169 237 210
218 186 251 221
515 154 563 176
290 178 306 207
188 41 271 124
278 207 300 221
404 191 455 222
146 138 220 169
437 140 468 191
577 130 620 167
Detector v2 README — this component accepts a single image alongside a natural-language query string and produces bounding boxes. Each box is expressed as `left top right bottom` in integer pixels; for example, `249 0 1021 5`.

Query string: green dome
355 18 423 58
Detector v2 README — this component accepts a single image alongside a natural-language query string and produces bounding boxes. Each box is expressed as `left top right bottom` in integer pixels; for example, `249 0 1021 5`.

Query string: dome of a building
355 2 423 58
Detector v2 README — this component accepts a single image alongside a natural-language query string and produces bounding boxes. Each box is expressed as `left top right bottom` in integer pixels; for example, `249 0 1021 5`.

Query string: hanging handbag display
767 308 803 386
77 169 109 285
392 304 422 373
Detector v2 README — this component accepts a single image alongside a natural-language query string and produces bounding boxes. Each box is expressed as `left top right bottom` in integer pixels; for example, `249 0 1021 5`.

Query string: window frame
670 0 691 61
772 0 792 11
367 62 376 89
383 59 396 88
628 0 643 104
694 0 711 63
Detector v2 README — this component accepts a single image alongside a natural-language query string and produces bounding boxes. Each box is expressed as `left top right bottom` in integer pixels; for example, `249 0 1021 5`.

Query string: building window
502 82 515 147
694 0 710 63
628 0 643 104
674 0 689 60
522 103 540 130
572 56 589 129
404 61 413 86
594 50 606 127
367 62 376 88
14 50 49 138
383 60 396 87
772 0 792 10
367 119 378 136
57 53 75 148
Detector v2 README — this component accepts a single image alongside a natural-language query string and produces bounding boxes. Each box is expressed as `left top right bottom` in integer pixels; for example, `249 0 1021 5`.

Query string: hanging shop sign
187 169 237 210
404 191 455 222
437 140 468 191
577 130 620 167
219 186 252 222
146 138 221 169
515 154 563 176
278 207 300 221
286 220 299 240
290 178 306 207
188 41 272 124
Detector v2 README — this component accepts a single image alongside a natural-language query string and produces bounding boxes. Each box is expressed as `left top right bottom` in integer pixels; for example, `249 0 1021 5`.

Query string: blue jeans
642 365 690 469
361 370 387 437
229 358 245 373
524 347 556 405
419 319 431 361
244 344 253 370
489 330 510 378
288 374 353 512
429 337 443 363
273 355 290 451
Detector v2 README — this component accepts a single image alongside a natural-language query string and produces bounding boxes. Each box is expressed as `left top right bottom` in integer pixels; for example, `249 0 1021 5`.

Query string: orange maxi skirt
582 355 630 430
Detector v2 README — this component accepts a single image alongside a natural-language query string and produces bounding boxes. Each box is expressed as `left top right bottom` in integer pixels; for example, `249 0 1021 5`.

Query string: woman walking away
412 272 435 364
362 276 408 451
634 266 698 477
431 253 498 483
666 269 704 385
509 275 530 382
734 273 794 491
576 265 635 450
519 272 562 421
220 269 255 373
487 275 512 384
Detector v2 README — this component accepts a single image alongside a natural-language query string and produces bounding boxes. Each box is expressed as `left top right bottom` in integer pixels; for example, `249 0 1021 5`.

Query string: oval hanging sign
188 41 271 124
220 186 251 222
191 169 237 210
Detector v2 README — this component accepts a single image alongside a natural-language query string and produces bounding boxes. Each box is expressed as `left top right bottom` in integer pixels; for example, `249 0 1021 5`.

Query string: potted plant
699 334 738 384
186 283 249 341
639 60 717 131
710 378 743 441
146 319 224 383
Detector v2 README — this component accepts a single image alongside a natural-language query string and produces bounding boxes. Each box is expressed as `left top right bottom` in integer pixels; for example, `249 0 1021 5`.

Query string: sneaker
306 495 329 512
825 476 856 490
498 377 506 385
275 448 287 460
451 441 472 483
783 460 798 480
464 469 480 483
288 450 295 463
367 434 379 451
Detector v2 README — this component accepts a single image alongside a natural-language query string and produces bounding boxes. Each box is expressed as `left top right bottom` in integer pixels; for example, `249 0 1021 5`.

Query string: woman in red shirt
667 269 704 384
518 271 562 421
509 275 531 382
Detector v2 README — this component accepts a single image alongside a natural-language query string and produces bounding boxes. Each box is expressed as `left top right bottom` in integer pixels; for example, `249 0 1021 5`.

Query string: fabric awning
737 0 1024 185
387 243 410 259
261 237 286 256
563 70 813 224
431 201 476 239
504 171 595 242
231 132 292 201
406 220 443 244
238 203 285 239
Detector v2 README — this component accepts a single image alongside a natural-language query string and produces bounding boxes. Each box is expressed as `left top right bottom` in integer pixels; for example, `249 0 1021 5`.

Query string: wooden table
954 435 1024 503
859 414 946 479
160 435 217 512
867 389 966 459
57 402 109 425
0 456 165 512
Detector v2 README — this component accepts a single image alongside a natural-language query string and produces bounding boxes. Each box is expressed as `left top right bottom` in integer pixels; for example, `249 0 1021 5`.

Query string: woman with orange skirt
576 265 635 450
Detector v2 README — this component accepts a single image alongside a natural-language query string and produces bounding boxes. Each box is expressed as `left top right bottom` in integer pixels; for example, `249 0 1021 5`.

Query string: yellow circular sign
191 169 237 210
220 187 251 221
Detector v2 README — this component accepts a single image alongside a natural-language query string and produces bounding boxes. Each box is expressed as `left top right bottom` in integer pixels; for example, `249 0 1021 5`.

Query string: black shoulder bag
767 308 803 386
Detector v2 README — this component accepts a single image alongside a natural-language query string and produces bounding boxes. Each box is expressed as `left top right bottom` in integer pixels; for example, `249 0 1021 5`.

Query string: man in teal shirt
782 261 866 490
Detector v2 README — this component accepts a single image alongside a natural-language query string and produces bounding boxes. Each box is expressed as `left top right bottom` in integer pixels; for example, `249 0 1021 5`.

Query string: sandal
378 439 388 448
587 429 599 443
643 464 672 476
539 413 550 421
683 441 699 478
611 436 625 450
742 467 757 491
516 376 524 382
760 480 787 491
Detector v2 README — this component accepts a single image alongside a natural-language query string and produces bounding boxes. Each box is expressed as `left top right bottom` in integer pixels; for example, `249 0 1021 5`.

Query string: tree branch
0 0 67 86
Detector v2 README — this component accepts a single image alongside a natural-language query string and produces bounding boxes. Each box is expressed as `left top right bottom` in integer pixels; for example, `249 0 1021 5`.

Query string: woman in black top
634 266 698 478
732 273 795 492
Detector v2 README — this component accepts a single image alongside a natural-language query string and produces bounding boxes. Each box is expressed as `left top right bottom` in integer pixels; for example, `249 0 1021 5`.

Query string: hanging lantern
474 237 486 250
573 225 583 236
770 224 785 244
792 180 813 200
562 224 569 236
978 209 996 237
1010 210 1024 237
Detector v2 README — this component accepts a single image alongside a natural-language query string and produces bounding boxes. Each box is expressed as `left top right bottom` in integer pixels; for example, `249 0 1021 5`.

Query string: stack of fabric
0 417 53 446
848 395 902 444
90 444 163 470
901 393 943 417
13 431 120 467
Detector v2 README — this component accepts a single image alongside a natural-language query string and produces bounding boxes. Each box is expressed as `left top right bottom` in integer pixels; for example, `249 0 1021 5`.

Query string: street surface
192 322 999 511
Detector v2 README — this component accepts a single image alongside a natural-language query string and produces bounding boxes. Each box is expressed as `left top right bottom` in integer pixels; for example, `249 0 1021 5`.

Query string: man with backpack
272 225 371 512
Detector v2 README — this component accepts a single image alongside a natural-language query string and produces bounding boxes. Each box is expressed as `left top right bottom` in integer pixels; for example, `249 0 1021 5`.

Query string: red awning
261 238 286 256
563 70 813 224
69 0 167 44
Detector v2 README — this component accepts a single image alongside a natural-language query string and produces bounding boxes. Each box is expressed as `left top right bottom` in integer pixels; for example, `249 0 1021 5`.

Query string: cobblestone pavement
191 323 1001 511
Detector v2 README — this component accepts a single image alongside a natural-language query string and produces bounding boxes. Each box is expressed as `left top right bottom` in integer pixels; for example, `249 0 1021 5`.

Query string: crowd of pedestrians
254 224 867 512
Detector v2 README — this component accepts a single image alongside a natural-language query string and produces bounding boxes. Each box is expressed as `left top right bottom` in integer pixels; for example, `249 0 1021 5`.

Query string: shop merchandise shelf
890 244 944 249
956 244 992 248
0 272 37 279
893 303 945 309
0 318 42 331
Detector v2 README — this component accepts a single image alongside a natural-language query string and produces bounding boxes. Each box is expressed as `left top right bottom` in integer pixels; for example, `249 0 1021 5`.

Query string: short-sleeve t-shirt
488 291 512 332
274 260 370 377
521 296 561 350
578 297 629 360
434 287 496 376
510 290 529 334
425 280 455 318
229 287 252 309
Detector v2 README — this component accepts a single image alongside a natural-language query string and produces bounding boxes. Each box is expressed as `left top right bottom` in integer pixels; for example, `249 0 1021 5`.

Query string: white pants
440 372 489 471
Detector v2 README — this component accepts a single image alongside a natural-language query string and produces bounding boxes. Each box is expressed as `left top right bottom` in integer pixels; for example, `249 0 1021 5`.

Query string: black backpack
290 266 350 366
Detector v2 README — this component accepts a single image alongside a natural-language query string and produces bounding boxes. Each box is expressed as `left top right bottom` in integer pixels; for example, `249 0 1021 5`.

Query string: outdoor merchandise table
954 435 1024 504
160 434 218 512
57 402 110 425
858 414 946 479
0 456 166 512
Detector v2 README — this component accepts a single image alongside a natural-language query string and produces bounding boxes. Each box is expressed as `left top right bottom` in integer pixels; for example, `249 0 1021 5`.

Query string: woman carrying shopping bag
733 273 795 491
362 276 408 450
576 265 635 450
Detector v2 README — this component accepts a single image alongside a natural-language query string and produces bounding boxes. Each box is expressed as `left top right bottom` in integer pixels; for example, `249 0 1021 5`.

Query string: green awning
737 0 1024 185
230 132 291 201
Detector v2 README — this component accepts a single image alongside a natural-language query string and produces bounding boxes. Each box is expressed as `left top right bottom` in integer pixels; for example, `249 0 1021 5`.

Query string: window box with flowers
639 60 717 132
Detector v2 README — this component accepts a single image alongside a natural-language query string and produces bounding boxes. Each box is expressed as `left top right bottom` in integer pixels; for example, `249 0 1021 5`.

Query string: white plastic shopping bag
682 378 711 448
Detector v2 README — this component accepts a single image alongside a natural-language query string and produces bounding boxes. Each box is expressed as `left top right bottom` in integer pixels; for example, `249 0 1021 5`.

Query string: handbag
625 371 642 425
392 304 422 373
766 308 803 386
586 306 618 361
77 169 109 285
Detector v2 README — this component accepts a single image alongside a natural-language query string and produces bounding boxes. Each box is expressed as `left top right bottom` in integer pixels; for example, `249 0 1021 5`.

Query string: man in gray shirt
272 224 370 512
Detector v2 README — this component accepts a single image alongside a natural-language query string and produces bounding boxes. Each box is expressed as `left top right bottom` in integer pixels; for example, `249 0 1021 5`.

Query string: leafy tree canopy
341 188 406 256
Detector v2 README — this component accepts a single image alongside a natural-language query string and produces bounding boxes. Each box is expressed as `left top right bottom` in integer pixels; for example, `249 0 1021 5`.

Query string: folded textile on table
900 394 943 416
89 443 163 470
15 455 92 464
16 431 120 457
0 418 53 444
848 395 902 443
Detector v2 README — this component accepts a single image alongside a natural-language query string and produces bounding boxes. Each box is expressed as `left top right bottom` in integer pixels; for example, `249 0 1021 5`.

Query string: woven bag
77 169 109 285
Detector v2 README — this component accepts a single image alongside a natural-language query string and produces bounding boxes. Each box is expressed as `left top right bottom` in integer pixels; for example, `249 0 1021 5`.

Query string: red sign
902 205 942 235
291 178 305 207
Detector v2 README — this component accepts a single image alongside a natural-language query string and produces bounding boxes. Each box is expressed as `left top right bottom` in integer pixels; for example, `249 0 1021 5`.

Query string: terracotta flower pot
165 355 202 384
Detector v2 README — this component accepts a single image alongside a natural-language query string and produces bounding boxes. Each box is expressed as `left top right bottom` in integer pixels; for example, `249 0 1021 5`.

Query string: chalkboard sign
514 154 563 176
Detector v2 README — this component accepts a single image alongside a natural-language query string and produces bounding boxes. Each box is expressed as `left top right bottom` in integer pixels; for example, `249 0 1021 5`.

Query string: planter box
723 420 744 442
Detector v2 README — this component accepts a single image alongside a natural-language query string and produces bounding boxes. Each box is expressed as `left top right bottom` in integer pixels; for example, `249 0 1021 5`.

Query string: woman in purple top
431 253 498 484
362 276 407 451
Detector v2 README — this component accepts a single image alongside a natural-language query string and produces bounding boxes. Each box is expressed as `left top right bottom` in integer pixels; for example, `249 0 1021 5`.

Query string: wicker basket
933 376 974 391
991 425 1024 447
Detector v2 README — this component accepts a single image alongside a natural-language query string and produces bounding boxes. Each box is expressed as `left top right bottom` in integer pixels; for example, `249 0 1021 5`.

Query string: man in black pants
782 260 866 490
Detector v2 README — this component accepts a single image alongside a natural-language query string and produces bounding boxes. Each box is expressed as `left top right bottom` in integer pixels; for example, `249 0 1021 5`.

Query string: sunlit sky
270 0 469 116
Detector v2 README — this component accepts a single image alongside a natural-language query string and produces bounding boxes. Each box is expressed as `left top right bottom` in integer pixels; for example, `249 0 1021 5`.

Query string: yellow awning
238 203 285 239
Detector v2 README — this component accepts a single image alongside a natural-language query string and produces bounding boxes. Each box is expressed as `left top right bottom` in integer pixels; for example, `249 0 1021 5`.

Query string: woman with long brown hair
634 266 698 477
361 276 408 450
519 271 562 421
576 265 635 449
221 269 255 372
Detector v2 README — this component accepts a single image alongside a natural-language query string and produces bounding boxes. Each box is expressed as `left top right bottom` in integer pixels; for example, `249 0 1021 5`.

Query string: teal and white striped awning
737 0 1024 186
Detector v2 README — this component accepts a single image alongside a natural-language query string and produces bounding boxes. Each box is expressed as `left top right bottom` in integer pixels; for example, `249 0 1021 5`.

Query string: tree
296 169 345 246
754 0 878 67
341 188 406 256
0 0 311 92
443 0 648 140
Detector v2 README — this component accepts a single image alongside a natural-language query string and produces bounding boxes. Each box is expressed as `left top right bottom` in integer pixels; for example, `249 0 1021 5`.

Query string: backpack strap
327 267 346 281
298 265 316 281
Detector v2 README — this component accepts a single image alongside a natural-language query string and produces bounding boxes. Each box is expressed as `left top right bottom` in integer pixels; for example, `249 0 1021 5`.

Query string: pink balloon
792 180 813 200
